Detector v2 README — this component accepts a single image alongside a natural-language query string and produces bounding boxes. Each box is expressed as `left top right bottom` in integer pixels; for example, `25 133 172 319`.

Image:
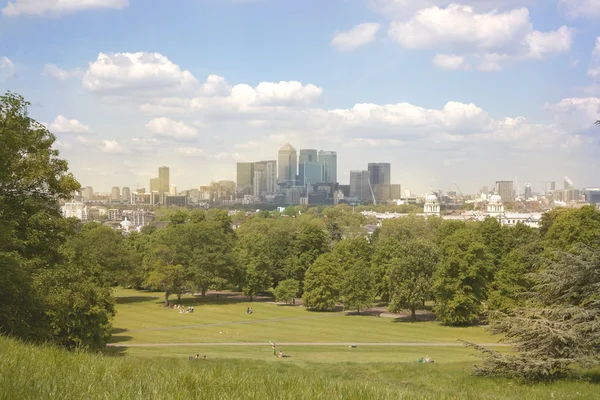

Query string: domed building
424 193 440 216
120 217 134 234
487 193 504 214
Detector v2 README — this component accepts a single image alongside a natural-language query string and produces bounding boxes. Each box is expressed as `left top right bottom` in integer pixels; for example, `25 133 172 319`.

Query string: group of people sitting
246 307 253 314
417 356 434 363
168 304 195 314
189 354 207 360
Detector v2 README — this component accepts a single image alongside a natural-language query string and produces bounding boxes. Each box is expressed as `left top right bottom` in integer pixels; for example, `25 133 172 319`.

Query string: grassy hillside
1 335 599 400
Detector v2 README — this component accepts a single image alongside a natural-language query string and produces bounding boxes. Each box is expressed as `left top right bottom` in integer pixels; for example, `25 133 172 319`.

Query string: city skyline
1 1 599 193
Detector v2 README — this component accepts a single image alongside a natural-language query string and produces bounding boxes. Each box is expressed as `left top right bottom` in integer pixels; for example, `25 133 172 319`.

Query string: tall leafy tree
335 237 374 314
274 279 299 305
388 239 438 320
303 253 341 311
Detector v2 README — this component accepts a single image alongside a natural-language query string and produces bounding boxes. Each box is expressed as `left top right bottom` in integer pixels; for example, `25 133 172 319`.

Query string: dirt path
108 342 508 348
123 314 344 333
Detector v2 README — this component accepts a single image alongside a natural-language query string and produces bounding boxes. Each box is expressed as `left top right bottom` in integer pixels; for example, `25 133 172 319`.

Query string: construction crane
454 183 464 202
367 178 377 205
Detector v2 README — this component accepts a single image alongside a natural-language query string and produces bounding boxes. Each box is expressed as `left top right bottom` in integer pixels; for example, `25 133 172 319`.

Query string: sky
0 0 599 195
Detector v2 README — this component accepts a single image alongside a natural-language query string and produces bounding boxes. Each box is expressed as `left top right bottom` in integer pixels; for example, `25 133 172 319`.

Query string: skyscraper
158 166 170 194
299 149 318 185
564 176 574 190
122 187 131 203
278 143 297 185
111 186 120 201
150 178 160 193
82 186 94 202
524 183 532 199
237 162 254 195
368 163 391 185
318 151 337 183
350 170 372 202
266 160 277 193
495 181 514 203
253 161 268 198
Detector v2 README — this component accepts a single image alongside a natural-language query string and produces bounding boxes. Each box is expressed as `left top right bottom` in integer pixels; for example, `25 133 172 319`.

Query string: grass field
2 288 598 399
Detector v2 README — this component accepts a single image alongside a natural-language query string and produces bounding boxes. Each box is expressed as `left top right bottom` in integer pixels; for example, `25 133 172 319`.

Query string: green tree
544 206 600 250
303 253 341 311
388 240 438 320
144 242 186 306
434 227 494 326
334 237 374 314
274 279 299 304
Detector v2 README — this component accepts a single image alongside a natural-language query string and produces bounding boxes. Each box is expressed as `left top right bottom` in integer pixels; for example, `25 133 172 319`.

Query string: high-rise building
583 188 600 205
150 178 160 193
368 163 391 185
237 162 254 195
299 149 318 185
551 182 556 191
82 186 94 202
481 186 489 197
169 185 177 195
390 184 402 200
318 151 337 184
111 186 120 201
253 161 268 198
121 187 131 204
303 162 324 186
278 143 297 185
158 166 170 194
564 176 574 190
524 183 532 199
495 181 514 203
350 170 372 202
266 160 277 193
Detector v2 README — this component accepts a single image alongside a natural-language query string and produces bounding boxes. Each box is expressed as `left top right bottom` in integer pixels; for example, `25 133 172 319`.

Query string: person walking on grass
270 341 276 356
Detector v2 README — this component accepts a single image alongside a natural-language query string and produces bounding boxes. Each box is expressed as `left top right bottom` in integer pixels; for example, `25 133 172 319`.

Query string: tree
335 237 374 314
303 253 341 311
465 246 600 381
434 227 494 326
388 240 438 320
144 242 186 306
274 279 299 304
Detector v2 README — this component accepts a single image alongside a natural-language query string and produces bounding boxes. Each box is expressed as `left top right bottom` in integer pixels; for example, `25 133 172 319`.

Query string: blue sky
0 0 599 194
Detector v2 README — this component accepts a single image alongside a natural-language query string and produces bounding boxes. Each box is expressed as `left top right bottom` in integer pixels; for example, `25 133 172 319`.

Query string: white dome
489 194 502 204
425 194 438 203
120 219 133 227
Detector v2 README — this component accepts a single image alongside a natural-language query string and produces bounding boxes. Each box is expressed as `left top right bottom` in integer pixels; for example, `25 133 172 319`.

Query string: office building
350 170 372 202
368 163 391 185
121 187 131 204
169 185 177 195
551 182 556 191
111 186 120 201
390 184 402 200
318 151 337 184
158 166 170 194
278 143 297 185
266 160 277 193
564 176 574 190
61 202 87 220
253 161 268 198
524 183 532 200
584 188 600 205
303 162 324 186
82 186 94 202
163 194 187 207
150 178 160 193
495 181 514 203
237 162 254 195
299 149 318 185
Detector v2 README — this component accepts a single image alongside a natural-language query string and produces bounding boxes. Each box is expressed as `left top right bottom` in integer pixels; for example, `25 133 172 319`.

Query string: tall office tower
278 143 297 185
551 181 556 191
150 178 160 193
481 186 489 197
318 151 337 183
390 184 402 200
158 166 170 194
524 183 532 199
237 162 254 195
82 186 94 202
253 161 268 198
299 149 318 185
564 176 574 190
121 187 131 203
111 186 120 201
495 181 514 203
350 170 372 202
169 185 177 195
266 160 277 193
368 163 391 185
303 163 324 185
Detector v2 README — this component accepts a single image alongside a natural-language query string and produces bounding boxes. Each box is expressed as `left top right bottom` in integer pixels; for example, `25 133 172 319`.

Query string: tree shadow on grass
392 314 437 323
345 310 383 317
108 335 133 344
115 295 161 304
102 346 128 357
581 369 600 383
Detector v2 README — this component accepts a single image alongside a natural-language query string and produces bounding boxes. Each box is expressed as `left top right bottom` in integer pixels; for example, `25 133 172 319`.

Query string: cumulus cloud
100 140 125 153
43 64 83 80
369 0 536 18
331 23 381 51
145 117 198 139
47 115 93 134
432 54 471 70
0 57 15 76
549 97 600 131
2 0 128 17
387 5 573 71
83 52 199 96
558 0 600 19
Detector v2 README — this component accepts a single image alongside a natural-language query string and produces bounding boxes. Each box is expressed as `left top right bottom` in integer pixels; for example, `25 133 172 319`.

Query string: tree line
1 92 599 381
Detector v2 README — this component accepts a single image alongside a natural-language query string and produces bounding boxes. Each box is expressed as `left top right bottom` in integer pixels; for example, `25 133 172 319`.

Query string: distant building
122 187 131 204
278 143 297 185
266 160 277 194
564 176 574 190
424 194 440 216
318 151 337 184
299 149 318 185
350 170 372 203
150 178 160 193
390 184 402 200
159 166 170 194
61 202 87 220
495 181 514 203
82 186 94 202
368 163 391 185
524 183 532 200
111 186 120 201
163 194 187 207
584 188 600 205
237 162 254 195
108 209 120 221
487 193 505 214
169 185 177 195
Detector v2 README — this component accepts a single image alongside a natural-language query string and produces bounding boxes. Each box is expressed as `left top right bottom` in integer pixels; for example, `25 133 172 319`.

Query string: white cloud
432 54 471 70
549 97 600 131
558 0 600 19
145 117 198 139
369 0 535 17
100 140 125 153
0 57 15 76
83 52 199 96
2 0 128 17
47 115 93 134
177 147 208 156
387 5 573 71
43 64 83 80
331 23 381 51
589 37 600 78
235 141 260 150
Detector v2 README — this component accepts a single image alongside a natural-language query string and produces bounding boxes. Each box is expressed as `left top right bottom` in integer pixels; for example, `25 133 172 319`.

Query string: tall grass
0 336 598 400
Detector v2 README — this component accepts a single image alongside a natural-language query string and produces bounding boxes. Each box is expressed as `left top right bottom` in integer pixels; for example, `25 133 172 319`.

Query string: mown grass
1 335 599 400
